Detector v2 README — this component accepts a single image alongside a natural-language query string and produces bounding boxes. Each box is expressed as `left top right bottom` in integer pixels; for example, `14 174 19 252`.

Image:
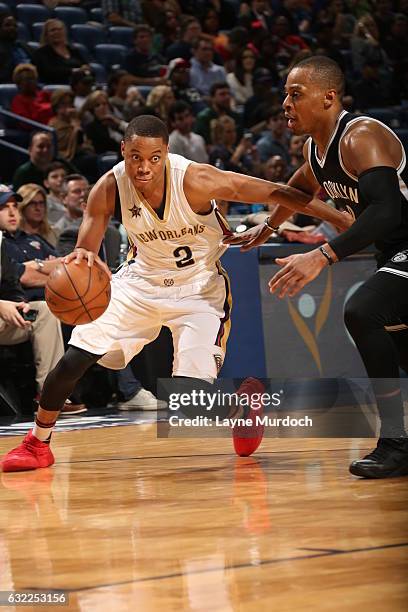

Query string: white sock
33 419 56 442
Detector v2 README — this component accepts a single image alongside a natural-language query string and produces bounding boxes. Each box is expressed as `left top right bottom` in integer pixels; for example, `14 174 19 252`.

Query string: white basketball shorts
69 263 232 380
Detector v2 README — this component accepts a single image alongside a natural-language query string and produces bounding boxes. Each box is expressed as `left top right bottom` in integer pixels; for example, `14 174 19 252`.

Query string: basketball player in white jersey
1 115 352 472
225 56 408 479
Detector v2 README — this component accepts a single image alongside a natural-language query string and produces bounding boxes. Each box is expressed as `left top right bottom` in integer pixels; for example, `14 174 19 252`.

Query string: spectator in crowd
53 174 88 237
373 0 395 43
0 12 33 83
209 115 260 176
350 14 390 77
168 57 205 113
17 184 57 247
271 15 310 69
312 22 347 72
33 19 88 85
287 134 306 175
225 26 250 68
13 132 55 191
0 186 86 415
70 67 95 111
122 86 149 121
82 91 127 156
323 0 356 49
154 8 181 53
243 67 278 129
11 64 53 129
141 0 181 31
122 24 167 86
189 36 226 97
48 89 98 182
44 162 67 225
145 85 175 125
226 47 257 105
165 16 202 61
238 0 274 32
108 70 141 119
168 101 208 162
255 107 291 163
195 82 241 144
200 6 230 60
262 154 288 183
352 58 391 110
382 13 408 69
102 0 143 28
253 34 280 80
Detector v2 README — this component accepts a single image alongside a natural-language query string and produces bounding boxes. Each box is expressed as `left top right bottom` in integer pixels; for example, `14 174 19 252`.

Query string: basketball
45 259 111 325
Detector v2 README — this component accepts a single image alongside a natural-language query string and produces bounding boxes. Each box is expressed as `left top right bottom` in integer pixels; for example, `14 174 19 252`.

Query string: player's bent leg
1 347 102 473
344 274 408 478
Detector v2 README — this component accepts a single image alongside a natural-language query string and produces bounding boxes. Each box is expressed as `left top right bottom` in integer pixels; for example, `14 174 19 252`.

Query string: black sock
378 390 407 438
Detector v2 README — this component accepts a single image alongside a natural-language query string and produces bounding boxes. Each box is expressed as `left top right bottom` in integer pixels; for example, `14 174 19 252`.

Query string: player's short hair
124 115 169 144
291 55 345 96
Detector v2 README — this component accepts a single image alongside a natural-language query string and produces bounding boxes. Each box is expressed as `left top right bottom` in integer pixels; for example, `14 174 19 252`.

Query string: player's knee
344 290 384 336
54 346 100 380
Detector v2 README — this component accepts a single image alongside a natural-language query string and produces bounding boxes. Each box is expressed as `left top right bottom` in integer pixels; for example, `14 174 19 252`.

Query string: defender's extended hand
222 223 272 252
269 251 327 298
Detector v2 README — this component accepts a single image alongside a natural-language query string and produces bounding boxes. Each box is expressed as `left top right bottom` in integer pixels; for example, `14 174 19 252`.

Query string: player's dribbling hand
269 251 327 298
64 248 112 279
222 223 272 252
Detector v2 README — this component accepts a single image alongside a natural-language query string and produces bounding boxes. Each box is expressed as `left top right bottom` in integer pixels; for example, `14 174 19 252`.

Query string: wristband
264 216 280 232
319 246 334 265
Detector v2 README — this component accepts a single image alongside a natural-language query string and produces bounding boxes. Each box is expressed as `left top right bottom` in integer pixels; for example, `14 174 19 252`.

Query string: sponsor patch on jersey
164 278 174 286
391 250 408 263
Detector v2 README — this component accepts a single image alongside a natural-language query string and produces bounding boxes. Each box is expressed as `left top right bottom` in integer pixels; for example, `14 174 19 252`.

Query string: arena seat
89 62 107 84
16 20 30 41
0 85 18 109
53 6 87 27
94 44 126 70
16 3 50 27
90 7 103 23
71 24 107 50
32 21 45 41
108 26 135 47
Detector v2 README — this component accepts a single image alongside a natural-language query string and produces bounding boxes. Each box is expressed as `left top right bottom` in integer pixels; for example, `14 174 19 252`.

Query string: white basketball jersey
113 153 230 286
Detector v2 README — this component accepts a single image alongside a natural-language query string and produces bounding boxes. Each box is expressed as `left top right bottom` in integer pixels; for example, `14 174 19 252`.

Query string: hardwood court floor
0 426 407 612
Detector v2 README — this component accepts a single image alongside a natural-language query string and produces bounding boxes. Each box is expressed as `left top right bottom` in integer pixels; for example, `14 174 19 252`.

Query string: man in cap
0 185 81 414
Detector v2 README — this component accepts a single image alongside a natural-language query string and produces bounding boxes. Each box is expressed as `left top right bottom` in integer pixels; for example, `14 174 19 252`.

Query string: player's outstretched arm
64 172 115 276
185 163 352 237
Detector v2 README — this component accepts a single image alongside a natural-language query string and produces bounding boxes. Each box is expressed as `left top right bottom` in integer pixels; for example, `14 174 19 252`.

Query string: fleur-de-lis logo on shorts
286 267 333 375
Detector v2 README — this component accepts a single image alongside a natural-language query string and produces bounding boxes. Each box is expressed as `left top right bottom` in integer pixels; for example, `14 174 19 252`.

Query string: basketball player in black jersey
225 56 408 479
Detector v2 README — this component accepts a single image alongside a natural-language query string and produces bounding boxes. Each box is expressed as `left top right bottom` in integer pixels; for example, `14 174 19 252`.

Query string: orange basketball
45 259 111 325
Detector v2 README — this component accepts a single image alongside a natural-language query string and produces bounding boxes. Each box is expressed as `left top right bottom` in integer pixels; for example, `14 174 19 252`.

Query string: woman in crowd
33 19 87 84
11 64 53 128
145 85 175 127
226 47 257 106
17 183 58 247
82 90 128 156
48 89 98 182
209 115 260 176
107 70 145 121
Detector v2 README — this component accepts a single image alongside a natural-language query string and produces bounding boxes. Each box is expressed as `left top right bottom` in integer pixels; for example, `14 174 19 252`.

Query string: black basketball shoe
349 437 408 479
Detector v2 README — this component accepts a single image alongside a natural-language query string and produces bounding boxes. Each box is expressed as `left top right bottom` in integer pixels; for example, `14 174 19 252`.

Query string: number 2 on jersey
173 246 195 268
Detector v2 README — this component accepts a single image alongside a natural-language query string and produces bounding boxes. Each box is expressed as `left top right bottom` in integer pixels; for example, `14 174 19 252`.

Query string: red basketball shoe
1 432 54 472
232 377 265 457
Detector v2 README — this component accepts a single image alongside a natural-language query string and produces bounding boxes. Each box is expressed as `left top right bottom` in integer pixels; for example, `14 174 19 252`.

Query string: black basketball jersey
307 110 408 260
